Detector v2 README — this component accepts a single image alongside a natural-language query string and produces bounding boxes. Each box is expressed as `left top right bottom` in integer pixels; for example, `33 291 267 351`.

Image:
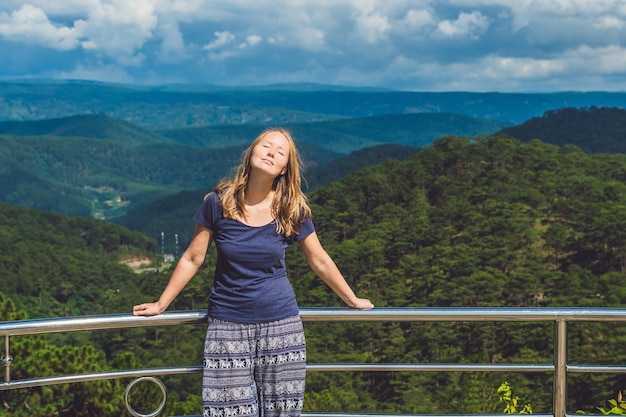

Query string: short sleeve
193 192 219 230
295 217 315 241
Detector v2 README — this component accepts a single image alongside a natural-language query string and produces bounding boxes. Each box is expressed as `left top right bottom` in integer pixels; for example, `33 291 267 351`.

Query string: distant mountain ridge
0 114 173 145
4 80 626 129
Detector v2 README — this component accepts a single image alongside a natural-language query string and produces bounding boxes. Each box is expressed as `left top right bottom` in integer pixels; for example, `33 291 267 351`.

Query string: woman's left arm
298 231 374 310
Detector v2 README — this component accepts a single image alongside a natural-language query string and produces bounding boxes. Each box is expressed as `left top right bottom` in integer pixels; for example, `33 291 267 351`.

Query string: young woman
133 127 374 417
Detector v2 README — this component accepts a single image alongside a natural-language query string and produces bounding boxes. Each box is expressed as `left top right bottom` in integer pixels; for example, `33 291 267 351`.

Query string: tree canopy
2 134 626 415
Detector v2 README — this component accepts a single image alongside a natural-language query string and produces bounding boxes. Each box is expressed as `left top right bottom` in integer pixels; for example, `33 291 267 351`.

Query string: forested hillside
0 134 249 217
497 106 626 153
0 111 502 220
0 203 157 318
2 135 626 416
0 114 174 145
116 143 421 249
160 112 510 153
0 130 339 219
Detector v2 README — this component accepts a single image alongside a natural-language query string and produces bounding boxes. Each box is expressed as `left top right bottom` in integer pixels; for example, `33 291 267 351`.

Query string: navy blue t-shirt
193 192 315 323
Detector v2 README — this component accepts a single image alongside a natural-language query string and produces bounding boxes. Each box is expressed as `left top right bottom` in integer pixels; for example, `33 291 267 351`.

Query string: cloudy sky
1 0 626 92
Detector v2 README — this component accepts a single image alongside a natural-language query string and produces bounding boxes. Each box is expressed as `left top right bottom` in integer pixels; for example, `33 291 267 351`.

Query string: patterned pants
202 315 306 417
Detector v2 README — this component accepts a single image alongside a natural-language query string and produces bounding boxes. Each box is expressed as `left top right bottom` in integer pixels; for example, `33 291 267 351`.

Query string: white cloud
480 0 626 32
391 41 626 92
490 56 566 79
245 34 262 47
0 0 626 90
284 26 327 51
54 63 133 83
236 34 262 50
0 1 157 65
567 44 626 74
203 31 235 51
0 5 80 50
350 0 392 44
203 31 239 61
400 8 436 33
74 0 157 65
432 11 490 40
0 0 96 16
593 15 624 30
156 20 188 63
203 32 264 61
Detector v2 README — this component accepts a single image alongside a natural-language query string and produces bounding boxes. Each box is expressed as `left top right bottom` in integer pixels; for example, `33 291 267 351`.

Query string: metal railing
3 307 626 417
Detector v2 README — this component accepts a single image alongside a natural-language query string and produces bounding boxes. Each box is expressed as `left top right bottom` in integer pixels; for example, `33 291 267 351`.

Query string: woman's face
250 131 290 178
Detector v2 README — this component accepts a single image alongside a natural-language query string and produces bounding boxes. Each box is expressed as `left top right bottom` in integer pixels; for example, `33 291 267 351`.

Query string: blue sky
1 0 626 92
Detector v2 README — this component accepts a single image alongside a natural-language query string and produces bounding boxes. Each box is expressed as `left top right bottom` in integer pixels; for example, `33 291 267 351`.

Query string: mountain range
4 80 626 128
0 109 507 222
2 81 626 249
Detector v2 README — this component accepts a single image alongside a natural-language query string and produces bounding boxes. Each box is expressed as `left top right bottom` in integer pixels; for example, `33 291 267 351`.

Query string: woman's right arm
133 224 213 316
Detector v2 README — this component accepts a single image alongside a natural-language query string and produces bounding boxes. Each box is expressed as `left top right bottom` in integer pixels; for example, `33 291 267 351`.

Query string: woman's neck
245 174 274 206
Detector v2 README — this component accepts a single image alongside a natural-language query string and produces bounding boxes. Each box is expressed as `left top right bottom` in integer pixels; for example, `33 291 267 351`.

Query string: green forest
2 132 626 416
0 111 499 221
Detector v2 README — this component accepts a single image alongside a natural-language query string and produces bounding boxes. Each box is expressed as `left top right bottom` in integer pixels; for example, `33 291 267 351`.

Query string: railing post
554 317 567 417
2 335 12 384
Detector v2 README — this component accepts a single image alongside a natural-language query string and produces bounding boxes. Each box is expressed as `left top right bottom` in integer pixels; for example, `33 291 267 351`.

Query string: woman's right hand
132 302 164 316
350 297 374 310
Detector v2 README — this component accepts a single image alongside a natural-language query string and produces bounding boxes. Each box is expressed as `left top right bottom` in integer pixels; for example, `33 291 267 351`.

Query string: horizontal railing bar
0 366 201 391
0 310 207 337
307 363 554 372
4 307 626 337
567 365 626 373
298 307 626 322
0 362 555 391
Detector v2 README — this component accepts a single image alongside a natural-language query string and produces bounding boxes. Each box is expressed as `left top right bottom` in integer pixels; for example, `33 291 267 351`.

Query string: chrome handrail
3 307 626 417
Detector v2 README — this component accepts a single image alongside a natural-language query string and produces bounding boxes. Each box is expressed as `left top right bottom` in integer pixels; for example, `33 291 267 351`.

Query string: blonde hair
213 127 312 237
